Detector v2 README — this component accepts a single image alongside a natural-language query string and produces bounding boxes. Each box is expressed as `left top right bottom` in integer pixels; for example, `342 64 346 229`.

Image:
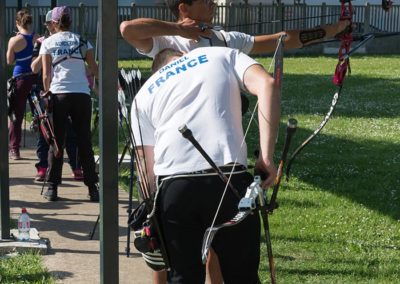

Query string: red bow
333 0 353 87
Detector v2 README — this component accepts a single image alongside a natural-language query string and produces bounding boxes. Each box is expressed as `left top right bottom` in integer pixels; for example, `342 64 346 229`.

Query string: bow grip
254 169 268 181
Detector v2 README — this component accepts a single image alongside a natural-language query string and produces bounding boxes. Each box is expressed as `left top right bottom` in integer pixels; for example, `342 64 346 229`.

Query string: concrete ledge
0 228 50 256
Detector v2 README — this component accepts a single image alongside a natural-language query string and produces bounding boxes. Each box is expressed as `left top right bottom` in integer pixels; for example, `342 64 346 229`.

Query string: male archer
120 0 350 58
130 46 280 283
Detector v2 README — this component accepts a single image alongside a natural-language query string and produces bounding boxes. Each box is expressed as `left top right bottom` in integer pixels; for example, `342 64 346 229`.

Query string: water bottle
17 208 31 241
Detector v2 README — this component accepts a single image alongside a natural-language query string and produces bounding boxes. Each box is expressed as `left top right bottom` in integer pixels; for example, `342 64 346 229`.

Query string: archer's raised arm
250 20 350 54
119 17 210 53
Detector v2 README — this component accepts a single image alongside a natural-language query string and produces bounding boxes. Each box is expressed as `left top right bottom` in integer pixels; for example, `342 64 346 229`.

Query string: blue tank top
13 33 35 77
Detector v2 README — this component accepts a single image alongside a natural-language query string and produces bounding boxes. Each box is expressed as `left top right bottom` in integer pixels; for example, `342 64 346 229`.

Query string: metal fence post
257 2 262 35
275 2 283 32
244 2 249 34
321 3 326 27
364 2 371 34
300 3 306 30
98 0 119 282
0 0 11 241
130 3 137 58
130 2 137 20
79 3 86 38
228 2 235 31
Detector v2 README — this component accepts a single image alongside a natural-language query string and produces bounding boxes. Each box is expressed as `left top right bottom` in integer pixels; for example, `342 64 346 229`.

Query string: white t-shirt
131 47 260 176
139 30 254 59
40 31 92 95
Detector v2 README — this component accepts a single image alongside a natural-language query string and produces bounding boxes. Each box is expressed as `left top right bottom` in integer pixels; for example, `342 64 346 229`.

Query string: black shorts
158 171 260 284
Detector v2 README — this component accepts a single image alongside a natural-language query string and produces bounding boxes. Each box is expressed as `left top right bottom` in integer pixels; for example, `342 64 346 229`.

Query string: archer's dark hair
165 0 195 20
16 9 32 29
57 13 72 30
152 48 184 73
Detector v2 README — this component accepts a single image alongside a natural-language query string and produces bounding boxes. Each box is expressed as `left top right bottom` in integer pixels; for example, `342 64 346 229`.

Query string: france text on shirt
51 41 80 57
148 54 209 95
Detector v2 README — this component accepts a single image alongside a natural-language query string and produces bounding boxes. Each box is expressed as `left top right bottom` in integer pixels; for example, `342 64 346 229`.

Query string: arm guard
299 28 327 46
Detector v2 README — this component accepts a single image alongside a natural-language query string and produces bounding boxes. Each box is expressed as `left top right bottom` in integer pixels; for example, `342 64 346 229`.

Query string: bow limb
258 118 298 284
285 22 378 179
201 210 253 263
285 0 353 179
285 88 341 179
274 35 285 95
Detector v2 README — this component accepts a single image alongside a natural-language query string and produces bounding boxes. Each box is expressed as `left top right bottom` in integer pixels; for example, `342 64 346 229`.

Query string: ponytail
58 14 71 30
16 9 32 29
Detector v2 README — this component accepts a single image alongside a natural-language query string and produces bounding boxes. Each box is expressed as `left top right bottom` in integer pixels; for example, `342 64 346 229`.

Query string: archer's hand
177 18 212 40
255 157 277 189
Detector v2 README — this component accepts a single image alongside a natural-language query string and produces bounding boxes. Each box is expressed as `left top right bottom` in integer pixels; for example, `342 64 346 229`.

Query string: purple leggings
8 75 36 151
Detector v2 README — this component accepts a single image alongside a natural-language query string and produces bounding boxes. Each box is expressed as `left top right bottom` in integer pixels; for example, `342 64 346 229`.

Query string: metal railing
6 3 399 39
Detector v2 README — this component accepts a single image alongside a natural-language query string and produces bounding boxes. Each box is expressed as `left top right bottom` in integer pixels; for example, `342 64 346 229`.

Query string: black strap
52 36 88 68
203 30 228 47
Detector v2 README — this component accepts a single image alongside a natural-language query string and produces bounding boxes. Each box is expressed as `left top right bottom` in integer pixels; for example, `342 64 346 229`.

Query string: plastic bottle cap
21 208 27 213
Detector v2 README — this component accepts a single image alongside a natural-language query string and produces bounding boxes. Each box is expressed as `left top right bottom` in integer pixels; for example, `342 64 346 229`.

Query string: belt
187 164 247 175
158 164 247 182
13 72 35 80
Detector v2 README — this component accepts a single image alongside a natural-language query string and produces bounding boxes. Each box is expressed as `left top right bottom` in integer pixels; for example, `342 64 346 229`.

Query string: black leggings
158 172 260 284
47 93 98 187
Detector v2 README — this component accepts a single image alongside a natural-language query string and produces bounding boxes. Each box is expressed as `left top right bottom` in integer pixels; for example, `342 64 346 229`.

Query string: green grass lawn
3 55 399 283
0 253 54 283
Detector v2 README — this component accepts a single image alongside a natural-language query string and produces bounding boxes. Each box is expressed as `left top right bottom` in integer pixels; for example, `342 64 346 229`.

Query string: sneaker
72 169 84 181
88 185 99 202
44 187 58 201
9 149 21 160
35 167 47 182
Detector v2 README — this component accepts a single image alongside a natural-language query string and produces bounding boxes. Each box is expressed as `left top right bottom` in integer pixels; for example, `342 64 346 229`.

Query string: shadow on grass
271 122 400 221
244 70 399 220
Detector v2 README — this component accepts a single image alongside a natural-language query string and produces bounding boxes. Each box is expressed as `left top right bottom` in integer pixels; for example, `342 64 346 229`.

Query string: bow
30 93 62 159
286 0 354 178
285 0 397 178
